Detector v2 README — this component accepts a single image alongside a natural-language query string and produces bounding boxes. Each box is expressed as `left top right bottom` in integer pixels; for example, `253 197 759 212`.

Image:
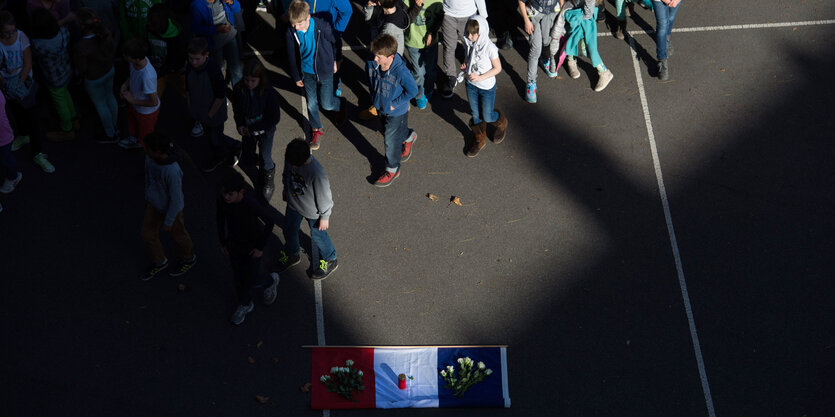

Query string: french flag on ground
310 346 511 409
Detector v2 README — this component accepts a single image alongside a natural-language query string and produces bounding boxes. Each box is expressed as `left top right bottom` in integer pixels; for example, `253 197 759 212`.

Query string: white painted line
313 279 329 417
628 36 716 417
621 19 835 37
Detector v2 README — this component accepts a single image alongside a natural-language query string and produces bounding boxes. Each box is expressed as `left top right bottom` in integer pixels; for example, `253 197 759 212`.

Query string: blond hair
288 0 310 24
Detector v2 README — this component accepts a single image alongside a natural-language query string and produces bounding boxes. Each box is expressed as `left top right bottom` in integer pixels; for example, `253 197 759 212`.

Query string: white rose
358 370 363 376
331 367 338 373
346 360 354 366
320 375 329 382
457 358 464 364
478 362 485 370
485 369 493 375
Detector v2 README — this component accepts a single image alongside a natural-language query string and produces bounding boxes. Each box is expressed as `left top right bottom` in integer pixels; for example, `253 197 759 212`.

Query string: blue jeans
380 112 410 173
84 69 118 138
406 43 438 99
0 143 18 180
283 206 337 263
653 1 680 60
247 128 275 171
302 73 340 130
465 82 498 124
213 38 243 86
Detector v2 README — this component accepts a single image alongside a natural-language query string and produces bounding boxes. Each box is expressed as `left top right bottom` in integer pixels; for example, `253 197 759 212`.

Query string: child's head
465 18 480 42
288 0 311 31
29 8 59 40
187 37 210 68
220 171 246 203
147 4 172 36
0 11 17 45
371 34 397 69
144 132 173 161
76 8 114 51
380 0 398 9
285 138 311 167
242 58 268 93
122 37 149 62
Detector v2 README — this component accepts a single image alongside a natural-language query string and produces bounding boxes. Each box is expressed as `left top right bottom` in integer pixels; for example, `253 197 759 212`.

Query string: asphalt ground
1 1 834 416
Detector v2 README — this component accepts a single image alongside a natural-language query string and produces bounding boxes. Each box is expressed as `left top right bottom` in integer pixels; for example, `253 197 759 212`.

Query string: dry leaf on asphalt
450 196 463 206
247 357 255 364
427 193 439 201
177 284 186 292
256 340 263 349
300 382 312 393
255 395 269 403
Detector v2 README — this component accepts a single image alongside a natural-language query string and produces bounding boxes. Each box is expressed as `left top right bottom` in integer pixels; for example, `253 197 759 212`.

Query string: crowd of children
0 0 683 322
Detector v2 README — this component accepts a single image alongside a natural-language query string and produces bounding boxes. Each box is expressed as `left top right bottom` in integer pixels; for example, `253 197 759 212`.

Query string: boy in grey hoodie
141 132 197 281
278 138 338 280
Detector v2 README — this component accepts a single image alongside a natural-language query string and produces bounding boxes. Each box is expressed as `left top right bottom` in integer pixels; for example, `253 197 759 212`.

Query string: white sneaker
33 153 55 173
0 172 22 193
118 136 142 150
191 122 204 137
263 272 280 305
594 69 614 92
231 302 254 325
567 59 581 79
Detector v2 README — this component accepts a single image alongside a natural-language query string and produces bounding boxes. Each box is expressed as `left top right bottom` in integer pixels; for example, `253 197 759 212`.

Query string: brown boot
490 109 508 144
466 121 487 157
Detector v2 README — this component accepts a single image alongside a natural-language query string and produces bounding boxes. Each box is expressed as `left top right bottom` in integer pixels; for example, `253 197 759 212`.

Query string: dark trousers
228 248 270 305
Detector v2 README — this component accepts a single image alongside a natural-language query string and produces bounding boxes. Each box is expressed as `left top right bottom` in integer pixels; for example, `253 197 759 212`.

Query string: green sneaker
311 259 338 280
11 136 30 151
33 153 55 173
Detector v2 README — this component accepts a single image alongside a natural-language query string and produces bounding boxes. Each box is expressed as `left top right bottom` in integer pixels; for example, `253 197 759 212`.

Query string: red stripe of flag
311 347 376 409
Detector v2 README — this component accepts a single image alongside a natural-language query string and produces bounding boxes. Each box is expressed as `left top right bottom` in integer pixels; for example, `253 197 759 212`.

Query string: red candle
398 374 407 390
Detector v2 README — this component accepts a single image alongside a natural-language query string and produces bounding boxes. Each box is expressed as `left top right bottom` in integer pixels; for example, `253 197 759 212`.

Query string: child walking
367 33 417 187
216 171 280 325
439 0 488 99
185 37 240 171
141 132 197 281
277 138 338 280
0 11 55 173
29 8 78 142
461 15 507 157
0 90 23 213
517 0 560 103
119 38 160 149
231 58 280 201
404 0 443 110
285 0 345 151
74 8 120 144
550 0 614 92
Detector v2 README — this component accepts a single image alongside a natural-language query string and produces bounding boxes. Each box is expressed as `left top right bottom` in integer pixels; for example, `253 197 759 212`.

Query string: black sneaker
142 259 169 281
169 255 197 277
311 259 338 280
276 251 301 272
441 76 454 99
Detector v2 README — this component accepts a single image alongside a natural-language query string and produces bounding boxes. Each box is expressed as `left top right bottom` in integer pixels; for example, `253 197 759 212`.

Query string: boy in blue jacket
303 0 352 97
367 34 418 187
285 0 346 151
189 0 243 86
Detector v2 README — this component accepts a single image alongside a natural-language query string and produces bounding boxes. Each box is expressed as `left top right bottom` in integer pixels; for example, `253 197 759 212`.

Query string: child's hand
296 80 304 87
425 33 432 46
333 61 338 74
524 19 534 35
390 105 394 111
250 248 263 259
217 24 232 34
460 63 466 70
668 0 681 7
468 73 483 82
318 219 329 231
223 0 234 5
121 90 135 103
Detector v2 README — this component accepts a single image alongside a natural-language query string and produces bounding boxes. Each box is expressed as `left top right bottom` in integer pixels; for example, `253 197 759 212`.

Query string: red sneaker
374 169 400 187
310 129 323 150
401 130 417 161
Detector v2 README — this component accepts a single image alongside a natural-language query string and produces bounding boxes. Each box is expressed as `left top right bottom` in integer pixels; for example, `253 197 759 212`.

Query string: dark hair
187 36 209 55
0 11 16 28
380 0 398 8
220 171 246 193
29 8 60 39
242 58 268 95
144 132 174 153
370 33 397 57
122 37 149 59
285 138 310 166
147 4 174 35
76 8 114 53
465 19 479 36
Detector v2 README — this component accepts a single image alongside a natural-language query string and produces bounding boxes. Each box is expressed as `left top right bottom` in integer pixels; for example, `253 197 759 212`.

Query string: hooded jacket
231 81 280 132
285 15 340 82
185 57 228 126
364 2 410 55
305 0 353 34
463 14 498 90
368 53 417 117
189 0 241 48
145 151 184 227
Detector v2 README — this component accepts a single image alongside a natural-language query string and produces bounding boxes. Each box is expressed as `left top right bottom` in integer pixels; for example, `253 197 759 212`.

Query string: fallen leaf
427 193 439 201
300 382 312 392
255 395 269 403
720 68 726 72
476 281 483 286
450 196 463 206
248 357 255 364
257 340 263 349
177 284 186 291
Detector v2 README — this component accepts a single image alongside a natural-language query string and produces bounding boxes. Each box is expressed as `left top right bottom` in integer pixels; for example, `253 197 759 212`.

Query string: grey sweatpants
526 11 558 83
441 15 469 78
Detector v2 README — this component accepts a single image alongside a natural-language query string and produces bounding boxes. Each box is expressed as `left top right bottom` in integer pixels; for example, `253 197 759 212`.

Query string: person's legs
0 143 18 180
317 76 338 112
84 69 118 137
169 211 195 260
303 73 322 129
223 40 243 86
665 2 681 42
441 15 460 80
128 106 139 139
423 42 438 97
466 82 482 124
526 13 546 83
406 46 426 99
140 204 166 264
306 217 337 262
283 206 305 257
382 113 408 173
229 250 253 306
479 84 499 123
136 109 159 146
48 86 76 132
258 128 276 171
652 1 670 60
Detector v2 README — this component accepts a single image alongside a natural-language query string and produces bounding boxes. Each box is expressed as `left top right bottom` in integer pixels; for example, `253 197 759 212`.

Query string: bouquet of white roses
439 357 493 397
320 359 365 401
